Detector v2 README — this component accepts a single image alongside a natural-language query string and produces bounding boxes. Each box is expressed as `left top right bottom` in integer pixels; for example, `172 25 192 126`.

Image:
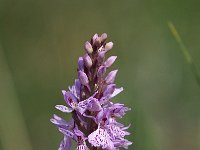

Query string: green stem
168 21 200 87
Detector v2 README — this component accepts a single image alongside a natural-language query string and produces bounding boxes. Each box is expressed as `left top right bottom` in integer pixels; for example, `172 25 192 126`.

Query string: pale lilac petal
103 84 116 97
104 56 117 68
77 99 89 114
105 70 118 84
108 103 130 118
87 98 102 112
68 79 81 99
121 124 131 130
111 87 123 98
97 66 106 78
55 105 73 113
59 128 74 138
99 95 111 105
113 139 132 149
50 114 68 128
95 109 104 123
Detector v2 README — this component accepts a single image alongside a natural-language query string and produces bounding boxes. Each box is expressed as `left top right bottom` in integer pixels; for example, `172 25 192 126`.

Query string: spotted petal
76 99 89 114
107 124 130 140
88 127 114 149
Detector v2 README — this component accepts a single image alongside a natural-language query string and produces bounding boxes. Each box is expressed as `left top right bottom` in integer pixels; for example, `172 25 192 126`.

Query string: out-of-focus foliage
0 0 200 150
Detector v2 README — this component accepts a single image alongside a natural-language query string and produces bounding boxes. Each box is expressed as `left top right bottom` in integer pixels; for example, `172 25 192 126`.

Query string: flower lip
62 90 78 108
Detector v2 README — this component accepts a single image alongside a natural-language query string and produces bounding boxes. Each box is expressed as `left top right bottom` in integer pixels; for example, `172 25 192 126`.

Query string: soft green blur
0 0 200 150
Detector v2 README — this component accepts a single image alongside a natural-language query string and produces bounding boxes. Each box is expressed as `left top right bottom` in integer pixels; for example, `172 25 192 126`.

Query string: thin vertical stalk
168 22 200 87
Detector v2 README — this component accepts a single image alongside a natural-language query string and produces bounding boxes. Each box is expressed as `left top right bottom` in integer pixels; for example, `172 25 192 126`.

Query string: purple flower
51 33 132 150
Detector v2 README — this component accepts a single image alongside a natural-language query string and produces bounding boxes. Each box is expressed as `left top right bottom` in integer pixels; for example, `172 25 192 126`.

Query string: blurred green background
0 0 200 150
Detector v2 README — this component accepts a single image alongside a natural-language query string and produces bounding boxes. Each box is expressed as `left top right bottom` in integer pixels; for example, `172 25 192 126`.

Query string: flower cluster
51 33 132 150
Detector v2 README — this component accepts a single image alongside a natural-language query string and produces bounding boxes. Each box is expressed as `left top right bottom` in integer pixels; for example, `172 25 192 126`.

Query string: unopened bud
104 42 113 51
105 70 118 84
97 51 106 64
78 57 84 71
104 56 117 68
84 41 93 54
100 33 107 42
78 71 89 86
84 54 92 68
97 66 106 78
92 33 98 44
94 37 101 47
103 84 116 96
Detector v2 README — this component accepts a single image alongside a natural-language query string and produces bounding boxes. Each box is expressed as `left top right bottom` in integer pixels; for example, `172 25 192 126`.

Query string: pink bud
100 33 107 42
92 33 98 44
104 42 113 51
83 54 92 68
84 41 93 54
104 56 117 68
94 37 101 47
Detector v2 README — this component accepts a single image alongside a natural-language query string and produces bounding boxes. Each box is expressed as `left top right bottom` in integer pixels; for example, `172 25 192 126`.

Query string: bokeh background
0 0 200 150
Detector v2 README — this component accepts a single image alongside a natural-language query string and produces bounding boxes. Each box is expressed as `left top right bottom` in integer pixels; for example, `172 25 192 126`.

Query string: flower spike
51 33 132 150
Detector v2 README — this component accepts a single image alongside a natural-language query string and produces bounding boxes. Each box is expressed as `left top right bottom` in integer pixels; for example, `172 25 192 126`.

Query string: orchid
51 33 132 150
